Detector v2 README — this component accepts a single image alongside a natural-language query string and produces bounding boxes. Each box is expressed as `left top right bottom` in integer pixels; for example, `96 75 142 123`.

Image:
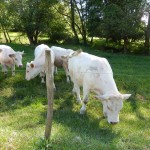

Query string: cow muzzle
110 122 118 125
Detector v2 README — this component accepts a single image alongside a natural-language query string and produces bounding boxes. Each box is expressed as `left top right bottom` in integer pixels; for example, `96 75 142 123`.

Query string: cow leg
65 70 70 83
80 87 89 114
1 64 8 77
11 64 15 76
66 75 70 83
72 86 76 94
74 83 81 103
40 72 45 83
102 101 107 117
83 86 90 104
54 66 58 74
80 102 86 114
63 63 70 83
53 76 56 91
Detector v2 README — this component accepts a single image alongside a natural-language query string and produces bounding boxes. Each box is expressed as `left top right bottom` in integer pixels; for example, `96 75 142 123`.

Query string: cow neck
33 55 45 68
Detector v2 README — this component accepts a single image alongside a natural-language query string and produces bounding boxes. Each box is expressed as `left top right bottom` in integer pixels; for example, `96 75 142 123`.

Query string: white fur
25 44 55 89
0 45 24 76
66 51 131 124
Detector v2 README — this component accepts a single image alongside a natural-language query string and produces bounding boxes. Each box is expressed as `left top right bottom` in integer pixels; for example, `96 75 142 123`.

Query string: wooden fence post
44 50 54 140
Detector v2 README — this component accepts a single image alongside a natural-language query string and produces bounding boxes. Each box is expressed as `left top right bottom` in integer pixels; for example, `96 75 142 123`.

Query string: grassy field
0 43 150 150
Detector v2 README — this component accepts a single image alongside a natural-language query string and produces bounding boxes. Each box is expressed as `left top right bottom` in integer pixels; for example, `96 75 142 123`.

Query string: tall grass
0 43 150 150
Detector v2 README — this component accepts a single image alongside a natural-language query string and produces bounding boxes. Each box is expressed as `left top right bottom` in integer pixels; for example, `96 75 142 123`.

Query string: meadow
0 43 150 150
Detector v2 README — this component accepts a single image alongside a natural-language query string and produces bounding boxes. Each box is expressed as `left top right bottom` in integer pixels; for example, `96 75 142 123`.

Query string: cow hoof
76 99 82 103
53 87 56 91
80 109 86 115
67 79 70 83
83 101 88 104
110 122 118 125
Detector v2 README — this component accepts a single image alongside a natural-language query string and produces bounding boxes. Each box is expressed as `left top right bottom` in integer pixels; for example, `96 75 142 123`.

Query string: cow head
25 61 43 81
96 93 131 124
9 51 24 67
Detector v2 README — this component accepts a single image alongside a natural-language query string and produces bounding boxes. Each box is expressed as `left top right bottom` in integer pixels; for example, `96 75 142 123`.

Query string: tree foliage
0 0 149 54
8 0 57 44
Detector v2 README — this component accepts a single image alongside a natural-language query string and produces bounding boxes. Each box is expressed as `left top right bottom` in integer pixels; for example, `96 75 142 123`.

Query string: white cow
25 44 55 89
51 46 74 82
62 50 131 124
0 45 24 76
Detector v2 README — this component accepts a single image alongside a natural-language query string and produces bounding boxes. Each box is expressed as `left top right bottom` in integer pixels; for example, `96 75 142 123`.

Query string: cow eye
27 71 29 73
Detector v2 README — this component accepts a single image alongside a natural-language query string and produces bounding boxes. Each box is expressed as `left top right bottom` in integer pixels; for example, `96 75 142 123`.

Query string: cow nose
19 65 23 68
110 122 118 125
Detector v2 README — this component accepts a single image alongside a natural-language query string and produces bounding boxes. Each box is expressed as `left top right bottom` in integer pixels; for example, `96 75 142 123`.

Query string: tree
59 0 90 45
102 0 144 53
144 1 150 55
46 3 73 44
87 0 104 44
8 0 56 45
0 0 12 43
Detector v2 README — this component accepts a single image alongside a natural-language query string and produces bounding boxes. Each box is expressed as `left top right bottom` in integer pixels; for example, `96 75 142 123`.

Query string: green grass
0 43 150 150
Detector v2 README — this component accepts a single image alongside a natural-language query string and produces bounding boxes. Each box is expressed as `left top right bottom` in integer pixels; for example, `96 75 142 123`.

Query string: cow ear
17 51 24 55
26 62 29 66
9 54 15 57
30 63 34 68
122 94 131 101
0 49 2 52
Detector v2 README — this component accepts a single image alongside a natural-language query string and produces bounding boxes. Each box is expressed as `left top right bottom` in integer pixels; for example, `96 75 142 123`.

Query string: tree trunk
90 36 93 45
144 12 150 55
123 36 128 54
27 32 37 45
73 0 87 45
81 21 87 45
6 29 12 43
82 31 87 45
3 31 8 43
70 0 79 44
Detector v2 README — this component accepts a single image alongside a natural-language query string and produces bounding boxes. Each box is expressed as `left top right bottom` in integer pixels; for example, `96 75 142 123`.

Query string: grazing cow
25 44 55 89
62 50 131 124
51 46 74 82
0 45 24 76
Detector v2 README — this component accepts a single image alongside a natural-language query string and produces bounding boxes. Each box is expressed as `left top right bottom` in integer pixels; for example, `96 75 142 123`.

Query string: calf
0 45 24 76
62 50 131 124
25 44 55 89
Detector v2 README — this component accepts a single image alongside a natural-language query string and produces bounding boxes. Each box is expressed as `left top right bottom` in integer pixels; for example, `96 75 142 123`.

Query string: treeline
0 0 150 54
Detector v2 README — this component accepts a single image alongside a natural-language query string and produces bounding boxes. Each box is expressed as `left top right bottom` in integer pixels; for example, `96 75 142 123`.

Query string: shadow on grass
0 72 47 112
37 103 120 149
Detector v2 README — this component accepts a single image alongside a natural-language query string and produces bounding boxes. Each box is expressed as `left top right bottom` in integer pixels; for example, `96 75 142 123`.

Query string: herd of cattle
0 44 131 124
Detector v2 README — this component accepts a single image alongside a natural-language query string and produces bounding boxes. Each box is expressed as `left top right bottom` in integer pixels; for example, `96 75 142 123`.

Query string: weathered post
44 50 54 140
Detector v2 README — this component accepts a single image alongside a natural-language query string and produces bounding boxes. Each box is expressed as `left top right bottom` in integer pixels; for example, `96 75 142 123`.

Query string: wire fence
3 69 150 77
